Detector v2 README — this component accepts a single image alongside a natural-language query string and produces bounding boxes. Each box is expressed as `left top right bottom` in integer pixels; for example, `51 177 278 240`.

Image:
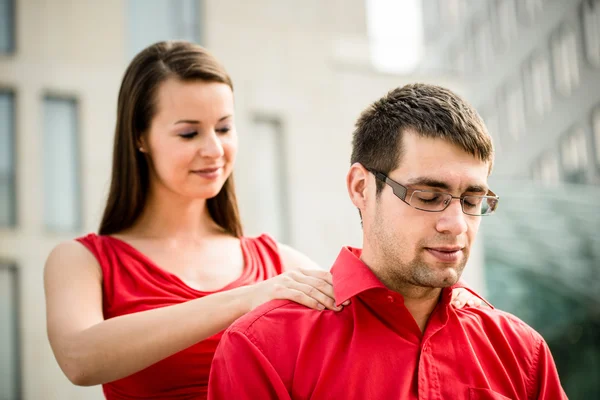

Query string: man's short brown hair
350 83 494 193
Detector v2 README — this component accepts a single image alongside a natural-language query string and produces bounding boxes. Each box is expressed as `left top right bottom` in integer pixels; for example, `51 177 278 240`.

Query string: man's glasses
367 169 499 216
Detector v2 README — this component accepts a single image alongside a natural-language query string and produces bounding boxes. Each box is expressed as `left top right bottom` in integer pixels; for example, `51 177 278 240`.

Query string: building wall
0 1 125 398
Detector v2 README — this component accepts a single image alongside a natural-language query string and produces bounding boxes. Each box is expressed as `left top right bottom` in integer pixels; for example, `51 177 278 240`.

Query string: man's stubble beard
372 212 469 293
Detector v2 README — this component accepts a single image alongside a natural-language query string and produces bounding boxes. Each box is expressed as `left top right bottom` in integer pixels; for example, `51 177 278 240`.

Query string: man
208 83 567 399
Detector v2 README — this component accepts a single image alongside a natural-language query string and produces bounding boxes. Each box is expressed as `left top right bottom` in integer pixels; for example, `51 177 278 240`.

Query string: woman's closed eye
216 126 231 135
179 131 197 139
179 127 231 139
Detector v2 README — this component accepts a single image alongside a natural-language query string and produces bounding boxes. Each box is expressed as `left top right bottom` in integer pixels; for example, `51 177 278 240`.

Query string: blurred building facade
420 0 600 398
421 0 600 186
0 0 472 399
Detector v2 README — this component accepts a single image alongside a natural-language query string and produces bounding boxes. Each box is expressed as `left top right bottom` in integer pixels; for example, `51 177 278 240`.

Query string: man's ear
347 163 370 212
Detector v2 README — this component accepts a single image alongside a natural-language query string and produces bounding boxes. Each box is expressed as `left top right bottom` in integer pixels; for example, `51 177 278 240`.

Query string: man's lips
424 247 464 262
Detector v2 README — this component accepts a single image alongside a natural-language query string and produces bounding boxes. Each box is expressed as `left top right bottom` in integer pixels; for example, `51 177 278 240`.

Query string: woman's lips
191 167 222 179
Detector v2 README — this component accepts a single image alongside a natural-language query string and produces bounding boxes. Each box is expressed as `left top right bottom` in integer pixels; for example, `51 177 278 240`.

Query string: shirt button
387 295 395 303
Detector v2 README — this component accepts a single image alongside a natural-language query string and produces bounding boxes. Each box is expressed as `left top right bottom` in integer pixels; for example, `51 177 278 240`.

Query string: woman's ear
137 135 149 153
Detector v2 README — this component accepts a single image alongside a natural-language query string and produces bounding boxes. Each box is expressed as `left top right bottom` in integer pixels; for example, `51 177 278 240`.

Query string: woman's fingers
288 279 341 311
273 286 326 311
266 270 350 311
275 271 342 311
290 272 336 301
451 287 484 309
298 269 334 286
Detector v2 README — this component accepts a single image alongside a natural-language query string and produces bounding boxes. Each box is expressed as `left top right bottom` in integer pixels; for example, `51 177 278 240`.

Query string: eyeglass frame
366 168 499 216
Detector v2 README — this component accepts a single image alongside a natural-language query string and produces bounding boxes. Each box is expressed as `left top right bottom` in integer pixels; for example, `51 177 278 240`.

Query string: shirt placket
417 338 442 400
416 301 449 400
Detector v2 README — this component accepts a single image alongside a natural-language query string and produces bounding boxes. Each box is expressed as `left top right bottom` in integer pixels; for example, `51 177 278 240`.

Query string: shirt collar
331 247 387 306
330 246 491 308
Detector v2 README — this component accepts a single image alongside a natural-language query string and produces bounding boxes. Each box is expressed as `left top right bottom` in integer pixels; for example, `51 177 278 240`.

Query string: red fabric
208 247 567 400
76 233 283 400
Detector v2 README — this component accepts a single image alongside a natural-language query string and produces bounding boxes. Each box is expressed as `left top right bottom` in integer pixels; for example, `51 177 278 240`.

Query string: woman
44 41 485 399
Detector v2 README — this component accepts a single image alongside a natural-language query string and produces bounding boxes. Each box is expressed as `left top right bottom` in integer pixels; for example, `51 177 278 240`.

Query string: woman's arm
44 241 339 386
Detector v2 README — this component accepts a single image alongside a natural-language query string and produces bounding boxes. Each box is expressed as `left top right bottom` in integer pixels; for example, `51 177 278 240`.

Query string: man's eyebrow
404 177 488 193
174 115 232 125
405 177 451 190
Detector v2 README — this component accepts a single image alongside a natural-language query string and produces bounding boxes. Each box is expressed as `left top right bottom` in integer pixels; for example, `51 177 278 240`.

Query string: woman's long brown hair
99 41 243 237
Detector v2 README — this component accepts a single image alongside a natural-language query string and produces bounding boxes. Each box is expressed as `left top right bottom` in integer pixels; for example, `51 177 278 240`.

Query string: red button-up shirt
208 247 567 399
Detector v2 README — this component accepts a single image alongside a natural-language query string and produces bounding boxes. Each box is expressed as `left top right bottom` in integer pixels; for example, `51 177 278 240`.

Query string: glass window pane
505 82 526 141
482 108 502 154
127 0 201 59
517 0 544 24
473 21 494 68
0 90 16 227
0 0 15 54
593 107 600 166
582 0 600 67
551 27 580 96
539 152 560 184
0 264 20 400
561 127 588 183
43 97 81 232
529 53 552 116
497 0 518 48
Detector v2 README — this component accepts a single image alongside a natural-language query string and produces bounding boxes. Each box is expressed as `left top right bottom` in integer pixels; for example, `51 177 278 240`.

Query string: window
482 107 502 154
496 0 518 48
43 96 81 232
527 52 552 116
504 82 526 141
551 26 580 96
248 117 290 243
517 0 544 24
582 0 600 67
0 263 20 400
473 20 494 68
0 90 15 227
0 0 15 54
560 127 588 183
449 44 470 75
593 107 600 166
422 0 441 42
127 0 201 58
536 152 560 183
442 0 467 27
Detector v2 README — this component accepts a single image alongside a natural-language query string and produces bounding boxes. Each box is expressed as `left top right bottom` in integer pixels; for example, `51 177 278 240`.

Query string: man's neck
398 288 442 332
359 247 444 332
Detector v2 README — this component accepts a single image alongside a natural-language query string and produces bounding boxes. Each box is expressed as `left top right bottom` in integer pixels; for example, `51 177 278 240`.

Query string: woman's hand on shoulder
247 243 349 312
450 287 492 309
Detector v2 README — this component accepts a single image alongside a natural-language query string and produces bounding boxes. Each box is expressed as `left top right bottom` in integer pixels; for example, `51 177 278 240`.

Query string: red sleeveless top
76 233 284 400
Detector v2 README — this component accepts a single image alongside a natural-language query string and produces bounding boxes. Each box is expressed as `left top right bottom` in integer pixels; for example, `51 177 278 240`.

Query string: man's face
361 131 491 290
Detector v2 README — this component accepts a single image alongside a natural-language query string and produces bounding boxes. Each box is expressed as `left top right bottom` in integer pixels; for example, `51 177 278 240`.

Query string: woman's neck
127 189 224 242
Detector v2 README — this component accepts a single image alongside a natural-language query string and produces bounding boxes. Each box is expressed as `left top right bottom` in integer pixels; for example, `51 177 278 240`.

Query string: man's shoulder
227 299 317 337
457 306 544 348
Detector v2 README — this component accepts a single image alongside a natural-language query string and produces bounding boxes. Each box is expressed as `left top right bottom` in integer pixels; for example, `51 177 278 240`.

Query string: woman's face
141 78 237 201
